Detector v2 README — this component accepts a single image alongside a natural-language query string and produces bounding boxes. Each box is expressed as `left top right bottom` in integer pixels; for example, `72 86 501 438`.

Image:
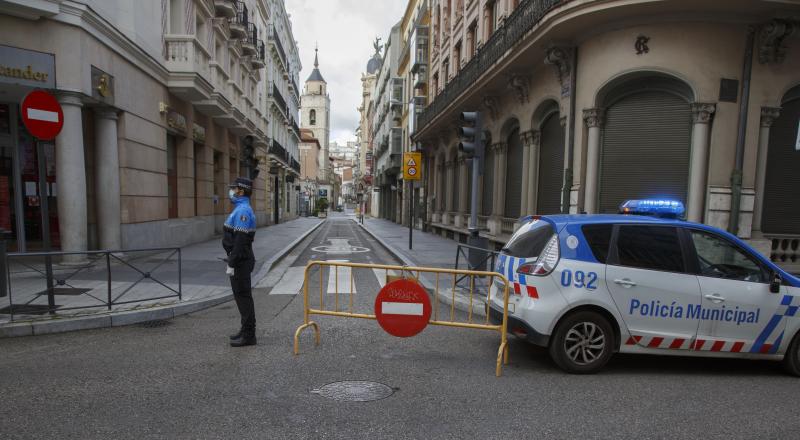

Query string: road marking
311 238 370 254
269 266 306 295
381 301 423 316
27 108 59 122
327 259 356 295
373 269 401 288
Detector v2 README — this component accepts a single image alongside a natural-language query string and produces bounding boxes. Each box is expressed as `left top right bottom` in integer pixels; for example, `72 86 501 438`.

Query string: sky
285 0 407 145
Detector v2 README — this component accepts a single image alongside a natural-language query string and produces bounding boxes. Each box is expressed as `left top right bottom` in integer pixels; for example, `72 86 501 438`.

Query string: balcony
413 64 428 89
268 25 287 71
291 158 301 174
164 35 213 101
228 0 247 38
269 139 290 166
214 0 235 17
251 40 266 69
242 22 257 55
195 62 233 117
411 26 429 74
416 0 563 136
271 83 287 117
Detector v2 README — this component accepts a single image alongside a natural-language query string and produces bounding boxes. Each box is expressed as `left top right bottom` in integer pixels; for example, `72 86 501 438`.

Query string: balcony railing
251 40 266 69
164 35 212 83
228 0 248 38
242 22 257 55
271 83 287 116
269 25 287 69
291 158 301 174
270 139 290 164
416 0 563 134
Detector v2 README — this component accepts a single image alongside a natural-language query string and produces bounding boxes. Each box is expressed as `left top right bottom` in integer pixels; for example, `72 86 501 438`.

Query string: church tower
301 46 331 180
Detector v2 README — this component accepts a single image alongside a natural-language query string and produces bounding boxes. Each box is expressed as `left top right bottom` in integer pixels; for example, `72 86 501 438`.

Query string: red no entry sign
375 278 432 337
21 90 63 140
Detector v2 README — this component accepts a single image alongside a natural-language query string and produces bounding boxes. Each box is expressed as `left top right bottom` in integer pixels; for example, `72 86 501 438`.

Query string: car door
686 228 787 354
606 224 701 349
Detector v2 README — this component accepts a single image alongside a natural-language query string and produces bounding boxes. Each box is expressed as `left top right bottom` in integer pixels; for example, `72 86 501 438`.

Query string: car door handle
613 278 637 288
704 294 725 303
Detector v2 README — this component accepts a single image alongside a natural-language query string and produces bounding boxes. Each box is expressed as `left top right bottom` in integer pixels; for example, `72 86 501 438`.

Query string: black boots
229 329 243 340
230 330 257 347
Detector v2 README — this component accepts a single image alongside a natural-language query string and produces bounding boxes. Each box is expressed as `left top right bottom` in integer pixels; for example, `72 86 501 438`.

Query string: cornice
56 1 169 86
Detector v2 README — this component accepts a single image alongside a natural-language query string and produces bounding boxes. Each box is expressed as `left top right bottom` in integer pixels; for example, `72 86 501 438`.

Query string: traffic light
241 135 259 180
457 111 484 174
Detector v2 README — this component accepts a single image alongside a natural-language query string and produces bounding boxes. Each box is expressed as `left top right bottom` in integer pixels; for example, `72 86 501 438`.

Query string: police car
487 199 800 375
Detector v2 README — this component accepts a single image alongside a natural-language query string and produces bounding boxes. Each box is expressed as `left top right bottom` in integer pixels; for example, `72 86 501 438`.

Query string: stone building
358 40 381 216
300 47 331 183
371 22 403 222
0 0 302 256
410 0 800 271
298 128 320 213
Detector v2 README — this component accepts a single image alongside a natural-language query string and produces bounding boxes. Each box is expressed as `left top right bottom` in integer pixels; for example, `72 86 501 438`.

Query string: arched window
310 109 316 125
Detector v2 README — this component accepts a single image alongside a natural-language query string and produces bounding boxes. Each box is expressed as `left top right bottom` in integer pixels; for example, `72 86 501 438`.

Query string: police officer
224 177 257 347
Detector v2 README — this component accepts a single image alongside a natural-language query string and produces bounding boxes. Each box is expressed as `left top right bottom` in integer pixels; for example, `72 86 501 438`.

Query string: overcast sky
285 0 407 145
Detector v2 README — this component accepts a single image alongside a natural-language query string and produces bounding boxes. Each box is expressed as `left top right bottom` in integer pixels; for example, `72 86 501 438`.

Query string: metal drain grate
138 319 172 328
310 381 395 402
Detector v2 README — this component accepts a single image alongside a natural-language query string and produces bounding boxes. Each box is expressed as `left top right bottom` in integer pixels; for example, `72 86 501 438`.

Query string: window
467 20 477 58
690 230 768 283
582 224 613 263
432 72 439 95
310 109 316 125
167 135 178 219
502 221 555 259
453 41 462 73
484 1 496 40
614 225 685 273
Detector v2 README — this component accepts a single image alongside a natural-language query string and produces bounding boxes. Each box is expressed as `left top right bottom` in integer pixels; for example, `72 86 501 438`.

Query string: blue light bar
619 199 685 218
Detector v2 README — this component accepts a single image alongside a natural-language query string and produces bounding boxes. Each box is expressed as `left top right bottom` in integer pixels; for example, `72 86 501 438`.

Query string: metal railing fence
0 245 182 322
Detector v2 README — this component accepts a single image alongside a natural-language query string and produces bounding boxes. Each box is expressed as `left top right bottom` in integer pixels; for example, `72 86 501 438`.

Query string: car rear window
582 224 613 263
502 220 555 258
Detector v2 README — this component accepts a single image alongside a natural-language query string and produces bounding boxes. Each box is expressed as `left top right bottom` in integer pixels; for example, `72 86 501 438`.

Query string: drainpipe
561 47 578 213
729 27 755 236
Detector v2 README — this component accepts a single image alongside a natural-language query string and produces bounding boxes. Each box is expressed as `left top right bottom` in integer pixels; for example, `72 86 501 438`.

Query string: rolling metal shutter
762 96 800 234
537 113 565 214
504 129 523 218
599 91 691 214
482 148 494 215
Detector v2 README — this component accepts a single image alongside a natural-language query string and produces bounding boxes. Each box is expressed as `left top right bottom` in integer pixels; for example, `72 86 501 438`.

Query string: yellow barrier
293 260 512 377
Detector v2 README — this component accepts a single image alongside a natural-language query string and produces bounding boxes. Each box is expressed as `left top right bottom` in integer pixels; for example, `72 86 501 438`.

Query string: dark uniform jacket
222 196 257 273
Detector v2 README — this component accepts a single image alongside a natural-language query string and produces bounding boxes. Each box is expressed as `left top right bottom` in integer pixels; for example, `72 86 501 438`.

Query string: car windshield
502 220 555 259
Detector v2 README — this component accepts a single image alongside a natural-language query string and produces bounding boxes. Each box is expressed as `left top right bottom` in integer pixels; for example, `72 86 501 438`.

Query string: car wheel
549 311 614 374
783 331 800 377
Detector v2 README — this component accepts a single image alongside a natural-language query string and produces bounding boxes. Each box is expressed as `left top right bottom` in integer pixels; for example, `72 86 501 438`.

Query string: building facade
298 128 320 214
371 22 403 222
0 0 302 256
300 47 331 183
357 41 381 217
408 0 800 272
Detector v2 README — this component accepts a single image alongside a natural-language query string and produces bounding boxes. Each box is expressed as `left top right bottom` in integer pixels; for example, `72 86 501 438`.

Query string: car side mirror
770 272 782 294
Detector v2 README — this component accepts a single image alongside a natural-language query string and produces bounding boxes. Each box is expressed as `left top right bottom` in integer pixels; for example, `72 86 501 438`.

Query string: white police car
487 199 800 375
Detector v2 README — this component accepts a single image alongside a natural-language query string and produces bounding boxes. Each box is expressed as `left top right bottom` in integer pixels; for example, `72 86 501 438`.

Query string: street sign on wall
21 90 63 140
374 278 431 337
402 152 422 180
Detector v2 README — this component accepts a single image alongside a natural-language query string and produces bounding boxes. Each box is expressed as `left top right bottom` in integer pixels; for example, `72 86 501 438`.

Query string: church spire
306 43 326 83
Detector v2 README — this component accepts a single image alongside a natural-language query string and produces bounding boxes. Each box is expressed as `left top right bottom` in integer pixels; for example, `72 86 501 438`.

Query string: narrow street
1 214 798 439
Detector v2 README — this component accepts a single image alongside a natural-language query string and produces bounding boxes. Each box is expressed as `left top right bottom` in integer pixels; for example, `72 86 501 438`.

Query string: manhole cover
138 319 172 328
310 381 395 402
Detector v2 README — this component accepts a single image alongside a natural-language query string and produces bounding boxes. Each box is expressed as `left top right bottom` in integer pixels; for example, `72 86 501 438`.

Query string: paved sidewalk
358 217 497 317
0 217 323 337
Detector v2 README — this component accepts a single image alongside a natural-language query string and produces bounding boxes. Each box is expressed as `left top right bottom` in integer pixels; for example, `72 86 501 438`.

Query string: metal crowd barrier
0 245 182 321
294 260 512 377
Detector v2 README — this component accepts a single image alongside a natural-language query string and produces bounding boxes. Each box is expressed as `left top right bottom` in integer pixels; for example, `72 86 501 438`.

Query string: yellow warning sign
403 152 422 180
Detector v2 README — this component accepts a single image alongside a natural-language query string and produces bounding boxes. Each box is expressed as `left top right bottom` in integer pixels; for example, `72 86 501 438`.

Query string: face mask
228 189 237 201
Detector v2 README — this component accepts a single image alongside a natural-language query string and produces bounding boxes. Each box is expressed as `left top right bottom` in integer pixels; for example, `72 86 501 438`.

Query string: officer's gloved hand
226 266 235 276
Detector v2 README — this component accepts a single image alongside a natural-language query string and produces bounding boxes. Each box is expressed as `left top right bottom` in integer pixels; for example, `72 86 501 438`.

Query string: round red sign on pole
375 278 432 337
21 90 64 141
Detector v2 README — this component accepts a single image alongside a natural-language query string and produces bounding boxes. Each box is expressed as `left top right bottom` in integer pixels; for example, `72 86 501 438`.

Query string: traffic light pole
408 180 413 250
468 156 479 237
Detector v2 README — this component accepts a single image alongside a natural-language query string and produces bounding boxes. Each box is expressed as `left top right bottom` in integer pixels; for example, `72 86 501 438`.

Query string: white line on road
326 260 356 295
373 268 401 288
269 266 306 295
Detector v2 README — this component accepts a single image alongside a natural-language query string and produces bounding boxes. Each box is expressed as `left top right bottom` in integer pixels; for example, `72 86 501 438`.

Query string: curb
0 219 324 338
355 219 486 318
